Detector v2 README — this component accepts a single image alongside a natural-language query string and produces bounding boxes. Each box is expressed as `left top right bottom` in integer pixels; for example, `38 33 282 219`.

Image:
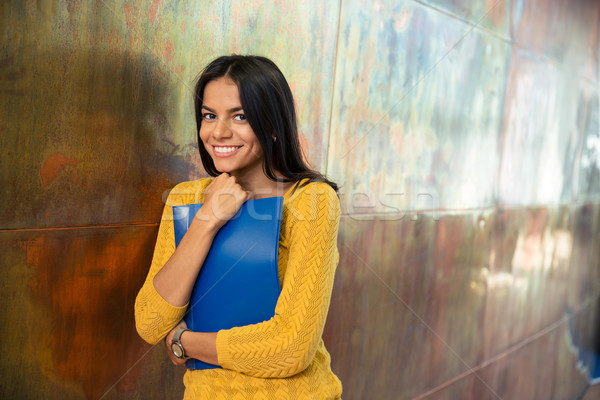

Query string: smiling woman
199 78 264 181
134 55 342 399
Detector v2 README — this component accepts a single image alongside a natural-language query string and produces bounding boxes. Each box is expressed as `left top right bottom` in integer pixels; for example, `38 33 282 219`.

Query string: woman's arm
135 174 249 345
214 182 340 378
164 320 219 366
151 205 220 307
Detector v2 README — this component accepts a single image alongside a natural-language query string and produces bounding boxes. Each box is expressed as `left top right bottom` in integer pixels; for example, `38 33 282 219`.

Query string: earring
272 135 277 142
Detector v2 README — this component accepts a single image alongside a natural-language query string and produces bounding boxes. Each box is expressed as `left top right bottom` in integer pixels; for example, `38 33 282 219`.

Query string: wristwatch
171 327 190 359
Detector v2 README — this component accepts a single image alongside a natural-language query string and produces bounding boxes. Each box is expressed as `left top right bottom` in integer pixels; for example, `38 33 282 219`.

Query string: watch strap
172 327 190 344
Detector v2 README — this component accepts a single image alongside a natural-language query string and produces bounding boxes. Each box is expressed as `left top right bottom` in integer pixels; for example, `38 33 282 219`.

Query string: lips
213 145 242 157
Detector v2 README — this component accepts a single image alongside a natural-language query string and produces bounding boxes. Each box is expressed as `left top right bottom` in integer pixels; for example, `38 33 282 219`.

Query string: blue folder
172 197 283 370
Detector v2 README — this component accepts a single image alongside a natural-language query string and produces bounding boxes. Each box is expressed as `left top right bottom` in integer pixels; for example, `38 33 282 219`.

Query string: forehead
203 77 241 107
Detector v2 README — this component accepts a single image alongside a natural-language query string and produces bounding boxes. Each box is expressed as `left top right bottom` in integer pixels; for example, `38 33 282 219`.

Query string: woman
135 55 342 399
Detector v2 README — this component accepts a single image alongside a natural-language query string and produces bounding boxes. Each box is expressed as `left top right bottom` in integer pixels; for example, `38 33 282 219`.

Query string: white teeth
214 146 241 153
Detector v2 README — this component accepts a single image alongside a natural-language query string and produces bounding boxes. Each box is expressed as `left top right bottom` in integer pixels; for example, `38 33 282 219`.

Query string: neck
232 170 294 199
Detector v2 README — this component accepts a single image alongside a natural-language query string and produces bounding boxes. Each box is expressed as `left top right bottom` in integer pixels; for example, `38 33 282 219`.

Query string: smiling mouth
213 145 242 156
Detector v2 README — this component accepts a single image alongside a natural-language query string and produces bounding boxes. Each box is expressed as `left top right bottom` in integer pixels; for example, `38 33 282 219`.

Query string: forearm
181 331 219 365
153 209 221 307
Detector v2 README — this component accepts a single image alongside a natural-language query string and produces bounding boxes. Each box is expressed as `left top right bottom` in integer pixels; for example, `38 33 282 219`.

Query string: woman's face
199 77 264 179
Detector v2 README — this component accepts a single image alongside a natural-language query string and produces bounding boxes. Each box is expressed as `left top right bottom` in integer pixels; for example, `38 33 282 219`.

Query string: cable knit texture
134 178 342 399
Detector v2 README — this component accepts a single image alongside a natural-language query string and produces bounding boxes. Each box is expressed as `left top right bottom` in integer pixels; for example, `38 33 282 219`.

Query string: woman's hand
165 320 189 366
165 321 219 366
195 173 250 228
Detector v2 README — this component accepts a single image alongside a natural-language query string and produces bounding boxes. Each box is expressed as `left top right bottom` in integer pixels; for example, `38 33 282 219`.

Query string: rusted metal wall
325 0 600 399
1 1 598 399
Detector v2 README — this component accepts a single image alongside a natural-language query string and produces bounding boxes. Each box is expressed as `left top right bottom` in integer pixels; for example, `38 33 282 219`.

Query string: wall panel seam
324 0 343 177
0 222 159 232
412 0 599 86
412 293 599 399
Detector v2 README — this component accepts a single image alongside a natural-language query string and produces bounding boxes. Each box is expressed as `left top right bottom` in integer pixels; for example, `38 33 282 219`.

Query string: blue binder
172 197 284 370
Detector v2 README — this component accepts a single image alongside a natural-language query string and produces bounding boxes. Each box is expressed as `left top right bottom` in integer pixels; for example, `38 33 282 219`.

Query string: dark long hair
194 55 337 192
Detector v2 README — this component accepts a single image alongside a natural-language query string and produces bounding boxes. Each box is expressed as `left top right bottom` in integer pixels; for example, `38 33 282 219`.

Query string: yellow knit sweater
135 178 342 399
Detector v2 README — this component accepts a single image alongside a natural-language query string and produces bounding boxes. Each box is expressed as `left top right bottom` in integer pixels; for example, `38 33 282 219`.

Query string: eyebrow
202 105 244 113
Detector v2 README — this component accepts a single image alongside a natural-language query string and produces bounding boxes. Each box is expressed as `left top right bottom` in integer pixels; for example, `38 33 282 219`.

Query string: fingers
165 321 188 366
198 174 251 225
205 174 247 198
165 340 186 365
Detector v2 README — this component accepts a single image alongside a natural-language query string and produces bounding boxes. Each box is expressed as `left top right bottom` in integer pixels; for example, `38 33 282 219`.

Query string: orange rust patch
40 152 79 187
124 5 136 31
27 229 156 398
163 40 174 63
149 0 161 23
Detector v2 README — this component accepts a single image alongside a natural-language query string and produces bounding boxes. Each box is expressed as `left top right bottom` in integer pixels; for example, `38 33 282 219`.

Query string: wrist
170 327 190 360
180 330 193 357
192 207 225 232
180 331 219 365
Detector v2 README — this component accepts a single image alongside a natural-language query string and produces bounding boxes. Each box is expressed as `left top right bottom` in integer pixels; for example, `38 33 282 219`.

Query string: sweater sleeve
134 179 210 345
216 182 340 378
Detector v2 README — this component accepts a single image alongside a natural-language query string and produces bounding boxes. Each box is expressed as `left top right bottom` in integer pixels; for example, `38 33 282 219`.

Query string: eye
233 114 246 121
202 113 216 121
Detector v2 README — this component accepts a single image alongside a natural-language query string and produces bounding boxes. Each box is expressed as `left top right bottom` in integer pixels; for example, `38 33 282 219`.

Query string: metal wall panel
418 0 511 38
482 206 574 355
324 204 595 398
0 1 340 399
419 324 589 399
498 49 584 206
324 0 599 399
0 226 185 399
327 0 508 215
0 2 187 229
568 203 600 358
421 0 599 83
576 87 600 200
1 0 599 399
324 213 493 399
0 1 339 229
509 0 599 83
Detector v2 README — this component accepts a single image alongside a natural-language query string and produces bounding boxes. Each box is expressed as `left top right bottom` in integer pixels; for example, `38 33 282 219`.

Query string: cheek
255 144 264 159
244 131 263 157
247 137 263 159
199 127 210 146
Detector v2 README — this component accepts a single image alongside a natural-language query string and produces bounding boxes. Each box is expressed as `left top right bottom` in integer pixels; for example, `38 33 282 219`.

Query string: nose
212 118 232 140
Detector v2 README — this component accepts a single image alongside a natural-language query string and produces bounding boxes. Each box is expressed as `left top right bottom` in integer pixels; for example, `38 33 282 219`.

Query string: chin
213 163 235 175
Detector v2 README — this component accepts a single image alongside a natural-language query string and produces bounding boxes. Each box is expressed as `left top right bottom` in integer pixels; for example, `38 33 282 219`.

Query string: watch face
171 343 184 358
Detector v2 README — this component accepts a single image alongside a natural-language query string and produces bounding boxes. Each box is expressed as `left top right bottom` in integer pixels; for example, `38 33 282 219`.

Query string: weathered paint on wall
324 206 595 398
419 0 510 38
0 0 339 229
328 0 508 214
0 227 183 399
1 1 339 398
1 0 599 399
498 49 588 206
